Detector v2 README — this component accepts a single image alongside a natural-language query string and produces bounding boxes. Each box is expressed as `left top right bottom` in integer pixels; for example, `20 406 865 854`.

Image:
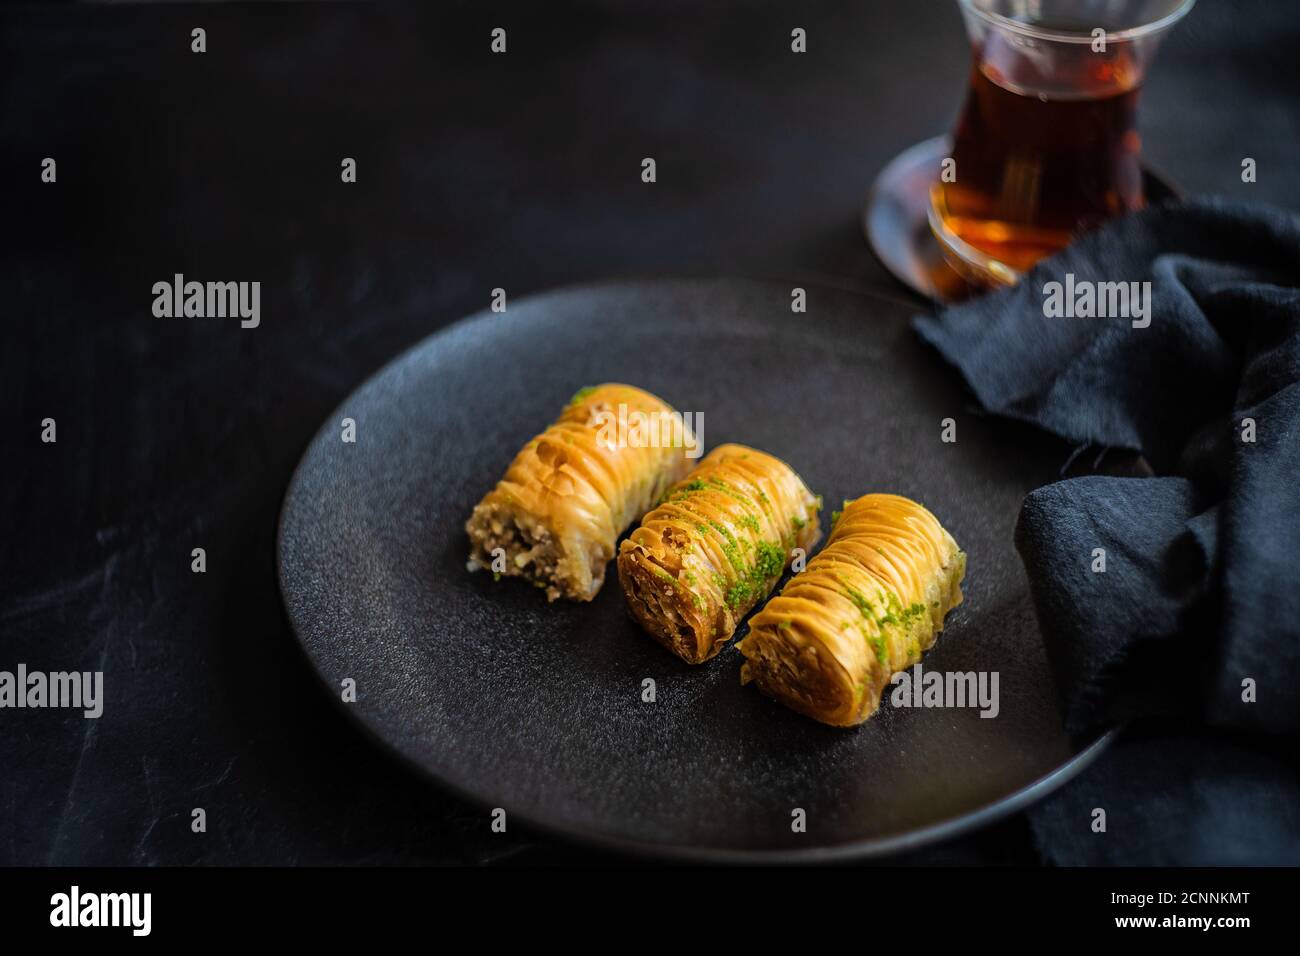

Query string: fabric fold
915 198 1300 864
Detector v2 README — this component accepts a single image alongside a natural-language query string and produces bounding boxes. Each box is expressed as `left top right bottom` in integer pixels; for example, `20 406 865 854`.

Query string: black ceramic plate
277 278 1108 861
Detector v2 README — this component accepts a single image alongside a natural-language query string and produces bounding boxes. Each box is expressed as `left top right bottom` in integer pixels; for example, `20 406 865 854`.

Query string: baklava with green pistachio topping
617 444 821 664
738 493 965 726
466 384 695 601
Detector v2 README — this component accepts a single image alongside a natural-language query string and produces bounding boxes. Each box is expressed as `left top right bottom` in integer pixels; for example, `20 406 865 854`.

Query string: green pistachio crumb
870 634 888 664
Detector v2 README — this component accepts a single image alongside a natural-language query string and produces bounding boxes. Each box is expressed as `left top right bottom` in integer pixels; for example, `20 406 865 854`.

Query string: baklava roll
617 444 822 664
738 494 965 727
465 384 695 602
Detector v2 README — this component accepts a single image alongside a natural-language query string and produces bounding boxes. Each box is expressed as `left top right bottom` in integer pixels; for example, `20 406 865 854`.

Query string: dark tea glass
929 0 1195 288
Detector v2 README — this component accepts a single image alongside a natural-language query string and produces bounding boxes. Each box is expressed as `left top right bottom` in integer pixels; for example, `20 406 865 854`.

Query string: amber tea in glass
929 0 1195 287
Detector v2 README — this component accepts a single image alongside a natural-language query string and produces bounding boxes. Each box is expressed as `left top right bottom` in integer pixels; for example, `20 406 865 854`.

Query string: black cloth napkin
914 199 1300 865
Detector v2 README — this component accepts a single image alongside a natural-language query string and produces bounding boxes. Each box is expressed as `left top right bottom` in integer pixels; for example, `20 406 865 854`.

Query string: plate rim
275 275 1114 862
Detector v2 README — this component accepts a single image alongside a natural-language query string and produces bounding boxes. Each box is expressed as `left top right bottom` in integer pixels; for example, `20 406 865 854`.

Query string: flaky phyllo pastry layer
738 494 965 726
465 384 694 601
617 444 822 664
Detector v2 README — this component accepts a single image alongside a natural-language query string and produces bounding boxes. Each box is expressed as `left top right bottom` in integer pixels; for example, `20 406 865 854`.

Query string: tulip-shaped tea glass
867 0 1195 299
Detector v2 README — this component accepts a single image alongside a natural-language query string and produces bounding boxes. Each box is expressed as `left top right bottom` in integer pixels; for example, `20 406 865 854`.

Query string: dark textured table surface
2 0 1297 865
